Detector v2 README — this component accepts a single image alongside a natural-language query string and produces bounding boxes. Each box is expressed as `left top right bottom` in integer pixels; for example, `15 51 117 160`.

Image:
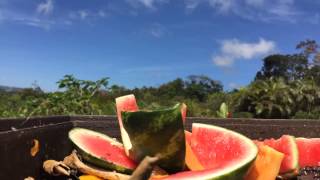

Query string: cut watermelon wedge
296 137 320 167
115 94 139 156
115 94 139 127
115 94 186 173
121 103 186 173
262 135 299 174
159 123 258 180
185 130 203 171
68 128 137 174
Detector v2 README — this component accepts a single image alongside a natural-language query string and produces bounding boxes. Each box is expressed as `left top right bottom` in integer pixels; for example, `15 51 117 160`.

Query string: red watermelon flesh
77 133 136 169
115 94 139 127
69 128 137 173
296 138 320 167
262 135 299 174
190 123 256 171
115 94 139 156
158 123 258 180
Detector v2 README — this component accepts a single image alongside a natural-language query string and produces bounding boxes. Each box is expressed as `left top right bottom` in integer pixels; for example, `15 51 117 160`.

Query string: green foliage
2 73 320 119
184 75 223 102
231 78 293 118
231 78 320 119
8 75 110 117
216 103 228 118
255 54 308 82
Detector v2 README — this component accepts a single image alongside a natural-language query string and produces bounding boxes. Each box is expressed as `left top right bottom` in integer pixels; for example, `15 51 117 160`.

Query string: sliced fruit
262 135 299 174
120 103 186 173
68 128 137 174
157 123 258 180
115 94 139 127
296 138 320 167
245 144 284 180
185 130 204 171
115 94 139 156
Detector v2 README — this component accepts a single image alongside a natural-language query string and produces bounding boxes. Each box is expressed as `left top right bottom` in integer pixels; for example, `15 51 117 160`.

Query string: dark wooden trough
1 115 320 179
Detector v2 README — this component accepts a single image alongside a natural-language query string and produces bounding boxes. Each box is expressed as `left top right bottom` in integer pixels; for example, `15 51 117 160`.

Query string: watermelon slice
116 94 186 173
185 130 203 171
121 103 186 173
158 123 258 180
296 138 320 167
68 128 137 174
245 144 284 180
262 135 299 174
115 94 139 156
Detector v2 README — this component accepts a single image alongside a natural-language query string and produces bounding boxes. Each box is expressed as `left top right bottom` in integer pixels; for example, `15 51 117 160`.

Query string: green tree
184 75 223 102
296 39 320 65
157 78 185 99
19 75 109 117
232 78 295 118
255 54 308 82
296 39 320 85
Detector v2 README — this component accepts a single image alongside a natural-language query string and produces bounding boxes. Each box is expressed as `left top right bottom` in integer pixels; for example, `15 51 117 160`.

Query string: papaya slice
245 144 284 180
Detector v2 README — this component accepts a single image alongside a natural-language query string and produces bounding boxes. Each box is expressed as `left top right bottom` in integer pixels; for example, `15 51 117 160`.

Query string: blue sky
0 0 320 91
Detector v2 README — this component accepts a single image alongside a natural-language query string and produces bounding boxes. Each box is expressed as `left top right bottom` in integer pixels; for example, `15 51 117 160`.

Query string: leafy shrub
18 75 109 117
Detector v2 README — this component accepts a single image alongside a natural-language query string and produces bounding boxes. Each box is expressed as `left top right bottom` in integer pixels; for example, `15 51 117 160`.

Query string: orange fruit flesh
245 144 284 180
79 175 103 180
185 141 204 171
184 130 204 171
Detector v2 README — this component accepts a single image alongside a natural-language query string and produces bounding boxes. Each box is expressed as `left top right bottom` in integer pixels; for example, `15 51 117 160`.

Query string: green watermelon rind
280 135 299 174
188 123 258 180
209 159 254 180
121 103 186 174
68 128 135 174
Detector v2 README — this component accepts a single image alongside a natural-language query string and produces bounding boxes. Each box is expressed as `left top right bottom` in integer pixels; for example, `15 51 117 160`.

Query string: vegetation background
1 39 320 119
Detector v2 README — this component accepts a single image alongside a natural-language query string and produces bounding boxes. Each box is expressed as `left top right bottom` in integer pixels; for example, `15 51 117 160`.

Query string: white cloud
221 38 276 59
139 0 155 8
127 0 169 9
208 0 233 13
98 10 107 18
268 0 295 17
149 23 167 38
185 0 299 23
37 0 54 15
78 10 88 19
0 1 109 29
212 55 234 67
186 0 234 11
185 0 199 10
245 0 264 7
213 38 276 67
308 13 320 24
12 17 55 29
68 10 108 20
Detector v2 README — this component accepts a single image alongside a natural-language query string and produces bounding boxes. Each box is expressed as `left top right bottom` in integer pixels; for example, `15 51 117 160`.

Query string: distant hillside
0 85 24 92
